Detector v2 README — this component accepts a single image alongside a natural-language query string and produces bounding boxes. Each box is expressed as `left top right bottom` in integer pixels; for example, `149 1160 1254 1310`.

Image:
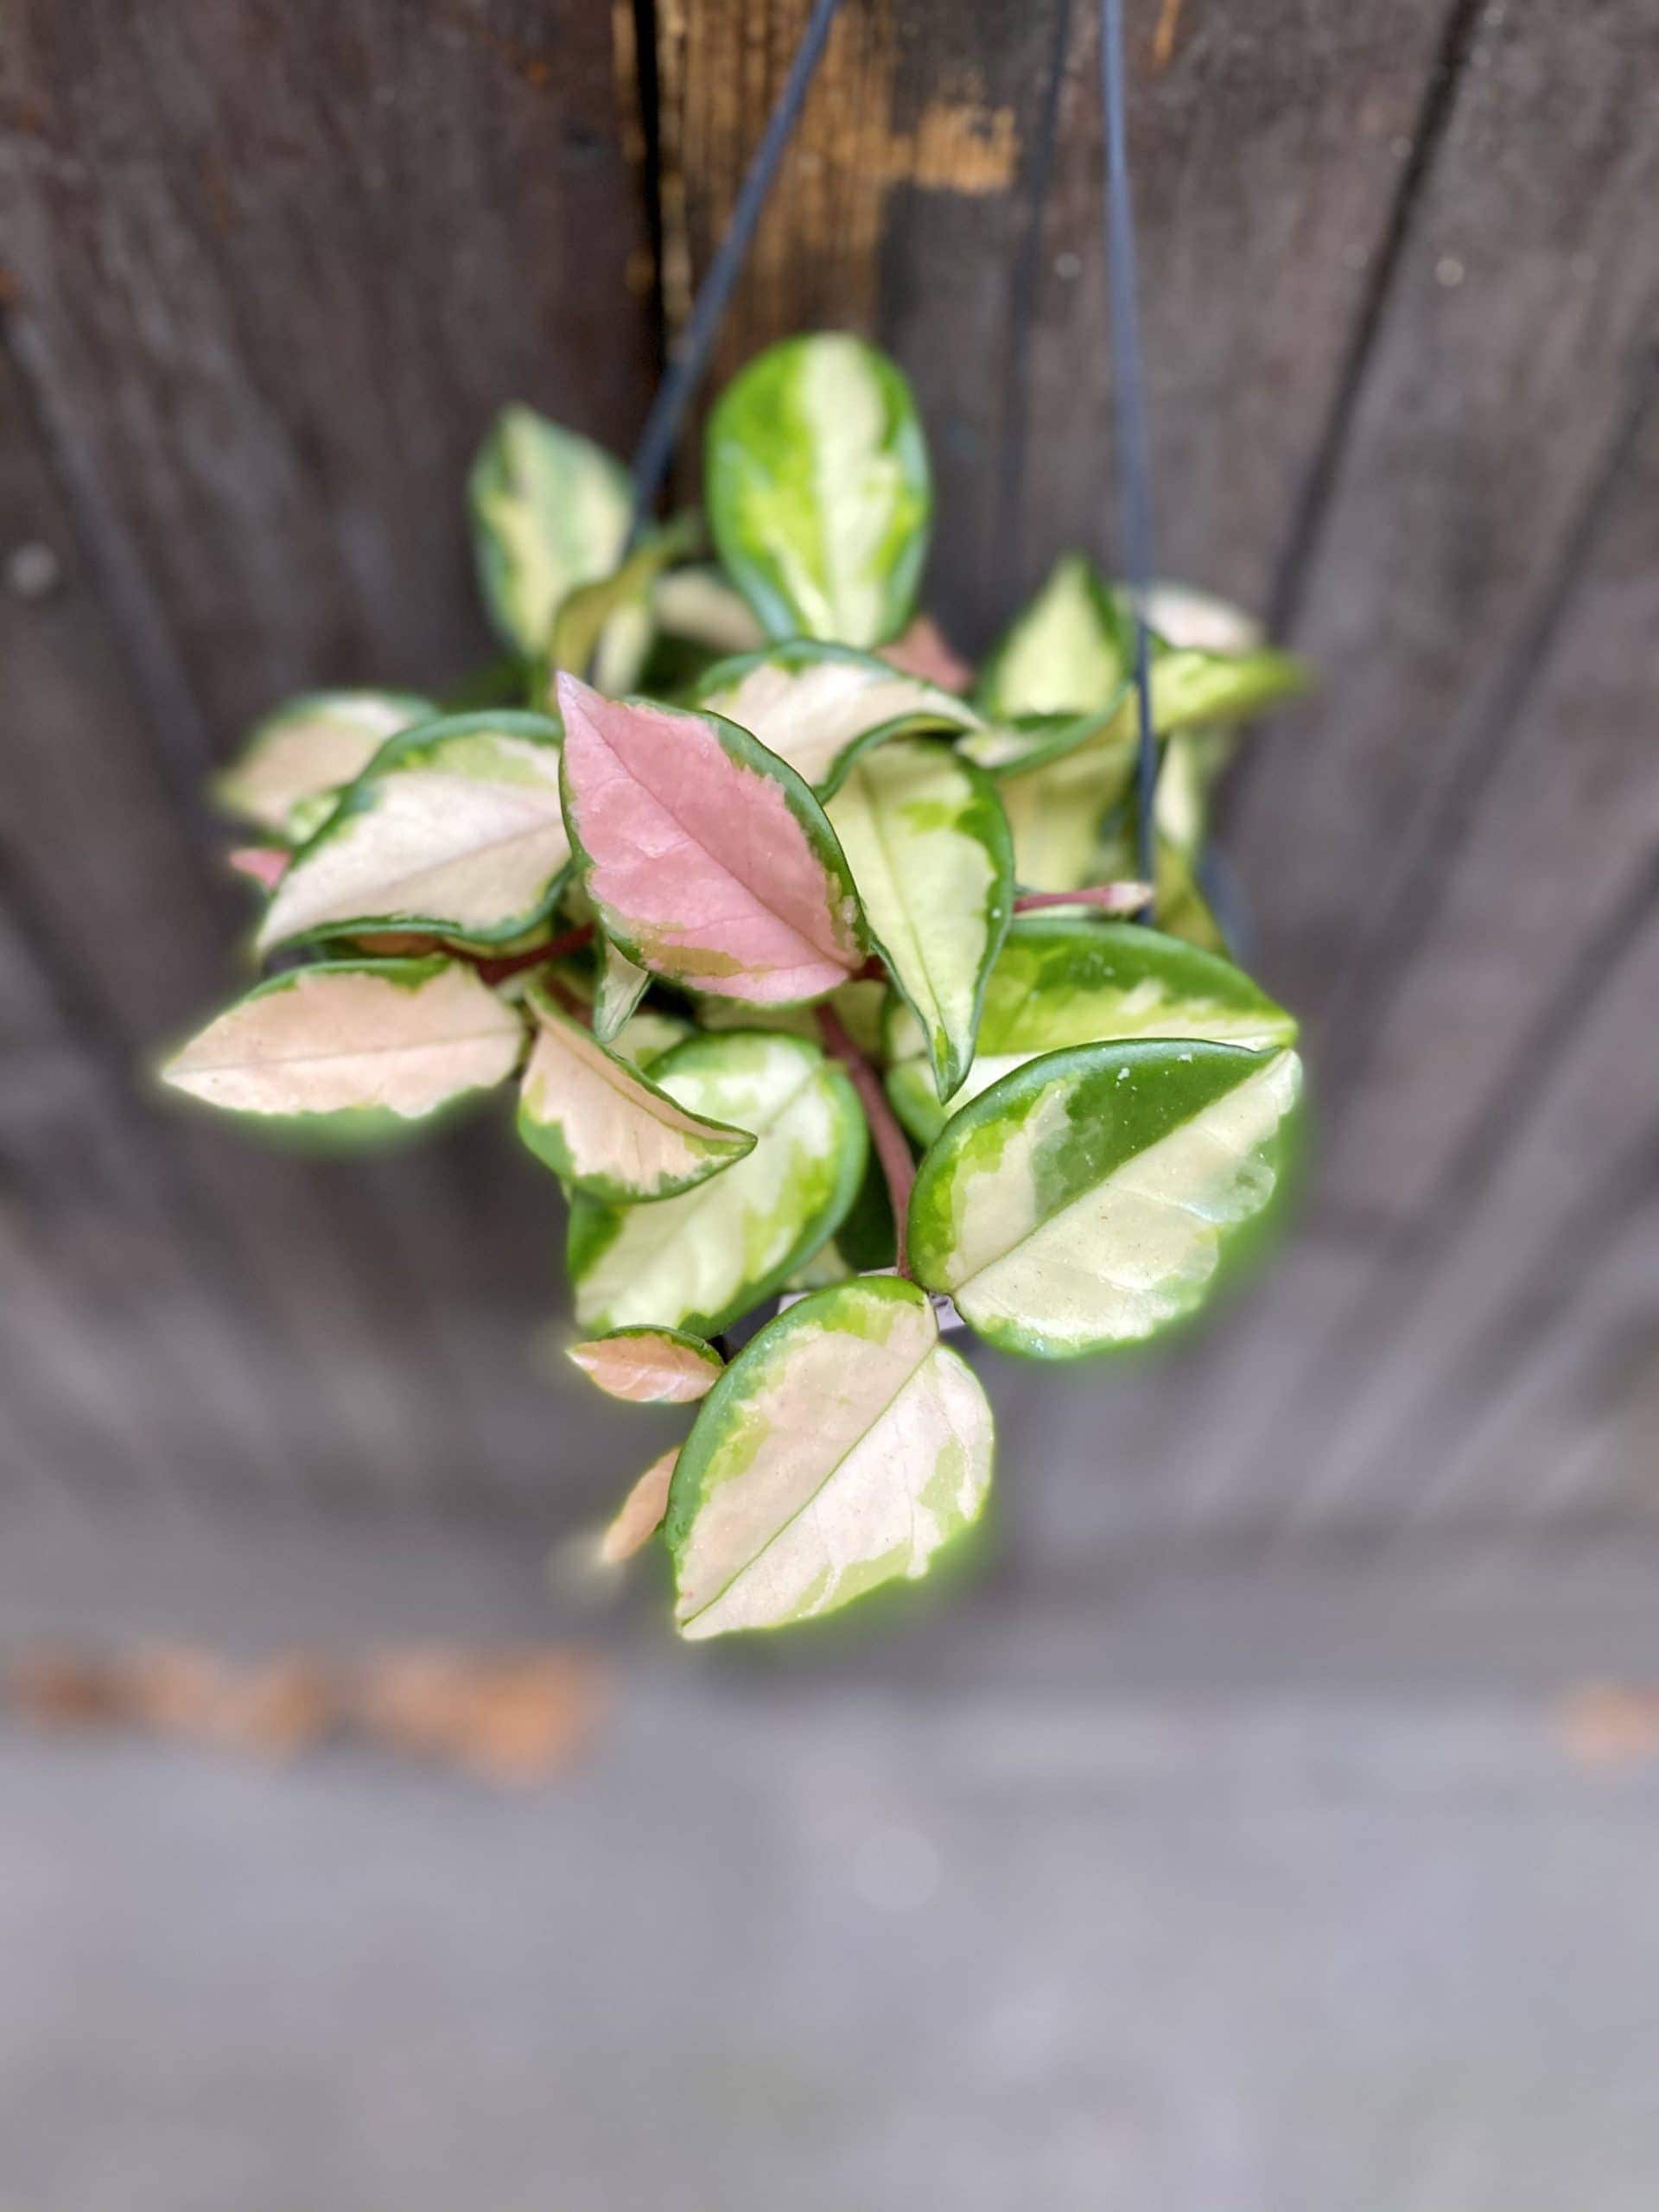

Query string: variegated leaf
909 1041 1305 1359
612 1006 695 1069
1144 582 1264 657
652 566 766 655
257 711 569 954
213 691 435 843
556 675 865 1003
977 554 1129 719
592 935 650 1044
979 555 1305 735
568 1032 866 1339
824 736 1012 1098
690 640 978 794
160 957 523 1141
548 518 696 694
885 918 1298 1142
665 1275 993 1639
601 1449 678 1565
517 988 753 1202
999 744 1136 893
706 333 931 648
957 708 1132 779
693 975 887 1058
469 404 631 658
569 1326 724 1405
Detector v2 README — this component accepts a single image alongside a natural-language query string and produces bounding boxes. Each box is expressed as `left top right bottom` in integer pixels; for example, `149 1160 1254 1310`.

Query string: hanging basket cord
627 0 848 538
627 0 1161 916
1098 0 1160 905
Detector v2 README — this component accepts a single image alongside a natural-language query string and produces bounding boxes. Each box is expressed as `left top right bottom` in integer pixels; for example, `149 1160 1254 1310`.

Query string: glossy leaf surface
666 1276 992 1639
569 1327 724 1405
556 676 864 1003
569 1033 865 1339
592 936 651 1045
707 334 931 647
910 1041 1304 1358
825 736 1012 1097
517 988 753 1202
161 957 522 1141
257 712 569 952
886 918 1297 1141
690 641 977 794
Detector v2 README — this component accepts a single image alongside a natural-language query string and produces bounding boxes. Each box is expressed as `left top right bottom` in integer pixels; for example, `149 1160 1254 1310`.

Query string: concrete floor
4 1651 1658 2211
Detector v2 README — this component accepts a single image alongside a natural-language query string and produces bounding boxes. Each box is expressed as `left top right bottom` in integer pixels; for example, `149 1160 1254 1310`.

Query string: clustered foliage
165 332 1310 1640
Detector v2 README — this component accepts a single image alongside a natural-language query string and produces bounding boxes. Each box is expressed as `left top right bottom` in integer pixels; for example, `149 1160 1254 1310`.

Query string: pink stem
470 924 595 986
816 1003 914 1277
1013 882 1152 915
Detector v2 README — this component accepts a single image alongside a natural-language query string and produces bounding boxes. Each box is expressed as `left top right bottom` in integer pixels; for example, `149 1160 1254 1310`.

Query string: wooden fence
1 0 1654 1584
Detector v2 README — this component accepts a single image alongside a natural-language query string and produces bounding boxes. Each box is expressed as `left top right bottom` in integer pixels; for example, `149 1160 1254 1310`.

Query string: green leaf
665 1275 993 1638
957 707 1130 779
547 516 697 694
783 1138 897 1284
517 988 753 1202
568 1326 724 1405
885 917 1299 1142
692 976 887 1058
592 935 650 1045
999 743 1138 893
568 1031 867 1339
556 677 866 1004
706 333 931 648
469 404 631 658
213 691 435 843
979 555 1307 734
1144 643 1310 733
159 957 523 1145
257 711 569 954
909 1040 1305 1359
976 554 1130 719
824 736 1012 1098
690 639 978 794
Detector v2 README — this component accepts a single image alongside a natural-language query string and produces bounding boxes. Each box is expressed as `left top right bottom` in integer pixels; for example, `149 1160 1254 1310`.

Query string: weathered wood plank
1015 0 1465 619
1192 346 1659 1534
0 0 654 741
653 0 1462 649
0 1 658 1510
1228 0 1659 1029
0 347 478 1505
654 0 1043 642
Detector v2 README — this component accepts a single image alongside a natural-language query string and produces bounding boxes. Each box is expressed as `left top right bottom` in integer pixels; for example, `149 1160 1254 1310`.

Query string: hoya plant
163 332 1309 1641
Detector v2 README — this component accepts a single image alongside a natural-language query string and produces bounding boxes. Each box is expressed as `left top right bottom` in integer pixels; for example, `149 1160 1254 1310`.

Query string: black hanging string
626 0 1161 919
1096 0 1160 908
628 0 847 538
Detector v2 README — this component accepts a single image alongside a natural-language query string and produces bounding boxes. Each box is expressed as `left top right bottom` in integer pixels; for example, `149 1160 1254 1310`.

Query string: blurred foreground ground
3 1499 1658 2210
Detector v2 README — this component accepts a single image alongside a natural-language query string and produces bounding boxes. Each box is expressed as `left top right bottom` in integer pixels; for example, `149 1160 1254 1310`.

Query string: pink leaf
556 674 864 1004
228 845 290 892
879 617 973 695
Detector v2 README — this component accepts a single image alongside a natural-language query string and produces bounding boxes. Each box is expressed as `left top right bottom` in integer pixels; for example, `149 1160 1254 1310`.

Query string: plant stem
816 1003 914 1278
1013 882 1152 916
471 924 594 985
